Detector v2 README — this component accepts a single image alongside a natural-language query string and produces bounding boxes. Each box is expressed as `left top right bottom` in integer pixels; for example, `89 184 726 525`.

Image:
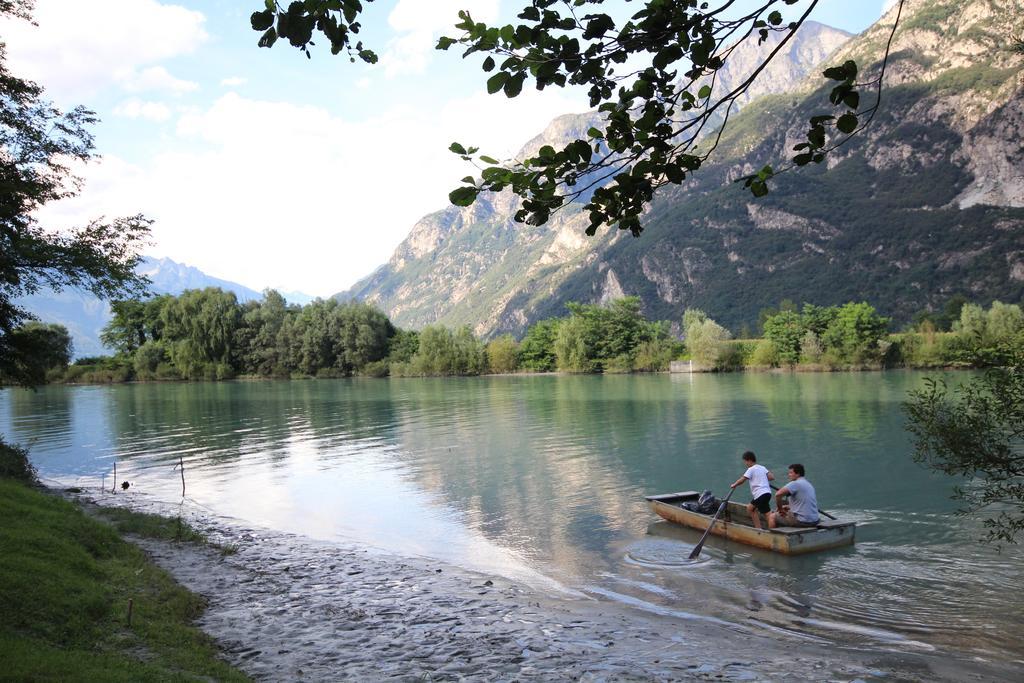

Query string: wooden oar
688 487 736 560
770 484 837 521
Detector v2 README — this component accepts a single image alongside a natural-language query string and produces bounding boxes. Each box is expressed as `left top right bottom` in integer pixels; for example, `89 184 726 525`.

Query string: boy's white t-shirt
744 464 771 498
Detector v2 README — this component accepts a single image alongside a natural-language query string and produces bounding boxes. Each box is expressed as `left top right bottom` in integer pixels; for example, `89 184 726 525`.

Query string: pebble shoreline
71 490 1015 682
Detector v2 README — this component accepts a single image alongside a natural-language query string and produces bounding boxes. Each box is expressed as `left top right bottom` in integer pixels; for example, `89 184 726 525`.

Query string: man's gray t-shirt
785 478 819 523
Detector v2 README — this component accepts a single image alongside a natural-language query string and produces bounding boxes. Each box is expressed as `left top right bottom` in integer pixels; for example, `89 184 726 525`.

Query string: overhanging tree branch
251 0 904 235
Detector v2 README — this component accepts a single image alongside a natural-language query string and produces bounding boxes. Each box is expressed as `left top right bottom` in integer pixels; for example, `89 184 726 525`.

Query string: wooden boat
645 490 855 555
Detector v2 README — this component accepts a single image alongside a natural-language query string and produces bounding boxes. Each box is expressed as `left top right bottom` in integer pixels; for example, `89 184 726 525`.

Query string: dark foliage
904 338 1024 545
0 3 150 386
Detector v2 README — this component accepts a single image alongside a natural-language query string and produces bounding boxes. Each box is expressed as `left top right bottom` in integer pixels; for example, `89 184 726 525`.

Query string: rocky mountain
342 2 1024 336
135 257 265 303
19 257 310 357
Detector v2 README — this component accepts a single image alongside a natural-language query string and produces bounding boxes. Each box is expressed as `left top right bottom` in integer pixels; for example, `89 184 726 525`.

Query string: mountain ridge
339 1 1024 335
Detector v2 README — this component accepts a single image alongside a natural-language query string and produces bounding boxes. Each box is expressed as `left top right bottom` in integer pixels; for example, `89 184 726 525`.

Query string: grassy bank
0 440 248 682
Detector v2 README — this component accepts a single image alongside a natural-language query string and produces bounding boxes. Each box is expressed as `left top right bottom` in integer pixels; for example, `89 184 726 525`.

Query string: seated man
769 463 819 528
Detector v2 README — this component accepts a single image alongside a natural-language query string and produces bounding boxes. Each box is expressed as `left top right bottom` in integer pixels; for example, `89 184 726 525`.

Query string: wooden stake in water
178 456 185 497
112 463 117 494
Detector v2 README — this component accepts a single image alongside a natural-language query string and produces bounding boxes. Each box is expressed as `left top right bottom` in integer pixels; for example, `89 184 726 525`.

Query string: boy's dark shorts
750 492 771 514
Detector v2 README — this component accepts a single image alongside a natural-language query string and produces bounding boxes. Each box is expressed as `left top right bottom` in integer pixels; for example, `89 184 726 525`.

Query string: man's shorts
750 492 771 514
775 512 818 527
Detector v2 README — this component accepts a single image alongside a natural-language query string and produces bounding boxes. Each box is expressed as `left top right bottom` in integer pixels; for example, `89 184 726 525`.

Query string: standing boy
730 451 774 529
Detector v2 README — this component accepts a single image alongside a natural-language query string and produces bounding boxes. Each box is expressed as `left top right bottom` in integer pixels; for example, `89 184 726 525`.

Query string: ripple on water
624 538 718 569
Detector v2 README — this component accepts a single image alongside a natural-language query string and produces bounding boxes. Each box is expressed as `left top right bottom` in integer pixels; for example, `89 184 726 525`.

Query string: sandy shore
68 489 1016 682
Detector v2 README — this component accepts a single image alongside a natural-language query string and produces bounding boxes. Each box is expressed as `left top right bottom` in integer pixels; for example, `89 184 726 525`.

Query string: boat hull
646 491 855 555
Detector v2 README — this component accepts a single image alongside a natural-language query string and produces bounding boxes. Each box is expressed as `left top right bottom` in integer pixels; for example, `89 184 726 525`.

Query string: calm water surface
3 373 1021 663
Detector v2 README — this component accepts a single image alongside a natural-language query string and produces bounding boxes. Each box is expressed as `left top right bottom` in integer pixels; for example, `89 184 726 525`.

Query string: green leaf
652 44 683 71
664 164 685 183
257 27 278 48
449 186 479 207
503 73 525 98
449 142 467 155
823 65 849 81
479 155 499 164
582 14 615 40
251 10 274 31
519 6 540 21
482 56 495 72
842 91 860 109
836 113 858 134
486 72 508 94
436 36 457 50
697 84 712 99
808 126 826 149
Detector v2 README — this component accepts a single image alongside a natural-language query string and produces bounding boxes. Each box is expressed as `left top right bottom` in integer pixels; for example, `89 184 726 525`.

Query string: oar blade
688 500 727 559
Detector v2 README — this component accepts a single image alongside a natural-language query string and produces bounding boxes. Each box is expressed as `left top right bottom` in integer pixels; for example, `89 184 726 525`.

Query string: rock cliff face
342 0 1024 334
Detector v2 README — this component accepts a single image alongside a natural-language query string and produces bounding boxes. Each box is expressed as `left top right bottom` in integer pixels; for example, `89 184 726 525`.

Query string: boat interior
645 491 850 534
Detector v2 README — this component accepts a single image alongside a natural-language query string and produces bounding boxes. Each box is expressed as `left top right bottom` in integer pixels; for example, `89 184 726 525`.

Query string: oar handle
770 484 837 520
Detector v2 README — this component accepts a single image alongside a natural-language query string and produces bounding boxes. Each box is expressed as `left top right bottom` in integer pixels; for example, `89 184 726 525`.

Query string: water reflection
1 372 1021 662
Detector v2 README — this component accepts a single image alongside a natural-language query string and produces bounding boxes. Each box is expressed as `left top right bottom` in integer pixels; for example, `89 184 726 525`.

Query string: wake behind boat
645 490 855 555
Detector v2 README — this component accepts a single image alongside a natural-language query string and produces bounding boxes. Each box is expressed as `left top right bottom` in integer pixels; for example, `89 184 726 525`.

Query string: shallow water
3 372 1022 664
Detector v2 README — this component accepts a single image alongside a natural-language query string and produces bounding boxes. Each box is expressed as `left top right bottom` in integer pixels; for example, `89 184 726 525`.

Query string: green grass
96 506 241 557
98 507 208 544
0 474 249 682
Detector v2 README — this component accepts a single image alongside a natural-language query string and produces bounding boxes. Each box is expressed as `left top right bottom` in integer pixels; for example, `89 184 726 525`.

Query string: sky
2 0 894 298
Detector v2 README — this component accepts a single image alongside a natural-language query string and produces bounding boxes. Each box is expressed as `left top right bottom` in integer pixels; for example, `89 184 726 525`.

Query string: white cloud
38 87 586 296
221 76 248 87
387 0 499 33
113 98 172 122
0 0 207 99
117 66 198 95
380 0 499 77
380 31 436 78
355 77 372 90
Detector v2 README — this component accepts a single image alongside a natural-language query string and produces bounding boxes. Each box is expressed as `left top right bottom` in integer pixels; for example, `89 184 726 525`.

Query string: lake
3 372 1021 665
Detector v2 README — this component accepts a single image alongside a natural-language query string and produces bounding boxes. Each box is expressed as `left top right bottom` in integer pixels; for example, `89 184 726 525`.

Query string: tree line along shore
4 290 1022 386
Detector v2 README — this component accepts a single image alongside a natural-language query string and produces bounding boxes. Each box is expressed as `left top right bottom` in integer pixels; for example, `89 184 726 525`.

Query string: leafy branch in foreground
251 1 904 235
903 339 1024 545
249 0 378 62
